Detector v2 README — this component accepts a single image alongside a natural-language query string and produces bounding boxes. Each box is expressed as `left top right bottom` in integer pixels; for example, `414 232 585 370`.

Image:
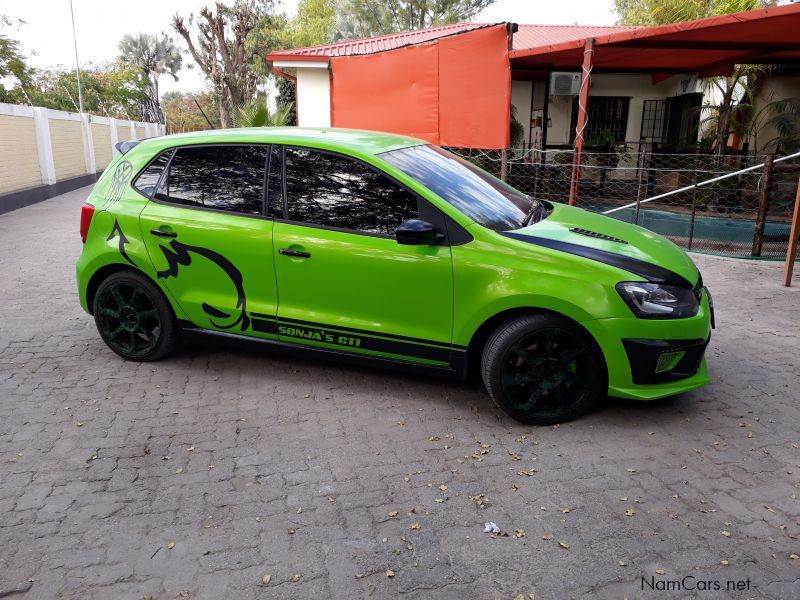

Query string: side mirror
396 219 443 245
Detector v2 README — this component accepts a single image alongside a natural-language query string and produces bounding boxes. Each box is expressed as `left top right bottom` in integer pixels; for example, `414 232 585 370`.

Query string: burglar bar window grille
570 96 631 144
641 99 666 142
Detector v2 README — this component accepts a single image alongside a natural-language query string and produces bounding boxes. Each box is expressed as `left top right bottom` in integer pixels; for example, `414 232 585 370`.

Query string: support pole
783 176 800 287
752 154 774 257
568 38 595 206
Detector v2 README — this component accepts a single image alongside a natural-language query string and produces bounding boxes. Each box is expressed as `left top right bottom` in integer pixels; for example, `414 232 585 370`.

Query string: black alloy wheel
482 314 605 425
93 271 177 361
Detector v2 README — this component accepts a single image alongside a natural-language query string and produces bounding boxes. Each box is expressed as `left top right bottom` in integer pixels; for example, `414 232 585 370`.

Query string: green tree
263 0 337 126
614 0 768 24
0 16 34 101
234 95 292 126
172 1 285 128
162 90 221 132
335 0 495 38
613 0 774 153
1 62 150 119
290 0 336 47
118 33 182 123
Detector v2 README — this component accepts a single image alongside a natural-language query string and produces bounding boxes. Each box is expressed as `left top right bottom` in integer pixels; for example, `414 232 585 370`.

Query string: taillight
80 203 95 243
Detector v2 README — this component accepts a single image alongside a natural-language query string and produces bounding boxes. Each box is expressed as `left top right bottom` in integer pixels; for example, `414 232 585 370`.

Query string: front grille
655 350 686 373
623 337 709 384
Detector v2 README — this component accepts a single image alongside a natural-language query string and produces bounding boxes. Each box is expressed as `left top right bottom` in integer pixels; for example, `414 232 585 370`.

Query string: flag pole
69 0 85 114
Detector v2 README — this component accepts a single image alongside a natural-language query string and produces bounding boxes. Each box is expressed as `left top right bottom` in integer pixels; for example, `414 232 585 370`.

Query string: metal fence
446 146 800 259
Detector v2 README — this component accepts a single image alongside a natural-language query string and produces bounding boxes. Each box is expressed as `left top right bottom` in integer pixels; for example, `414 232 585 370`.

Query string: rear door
270 146 455 365
138 144 279 338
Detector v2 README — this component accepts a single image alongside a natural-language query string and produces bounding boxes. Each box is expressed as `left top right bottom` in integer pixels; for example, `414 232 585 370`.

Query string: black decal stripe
250 314 459 362
277 316 466 350
251 317 277 335
157 239 251 332
500 232 694 287
107 220 136 266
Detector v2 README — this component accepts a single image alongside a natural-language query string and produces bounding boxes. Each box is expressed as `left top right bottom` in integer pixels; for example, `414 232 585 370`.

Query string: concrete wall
0 102 165 210
296 68 331 128
49 118 85 181
0 110 42 195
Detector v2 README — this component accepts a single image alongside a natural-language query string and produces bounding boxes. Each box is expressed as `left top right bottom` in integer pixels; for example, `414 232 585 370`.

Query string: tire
93 270 178 361
481 313 606 425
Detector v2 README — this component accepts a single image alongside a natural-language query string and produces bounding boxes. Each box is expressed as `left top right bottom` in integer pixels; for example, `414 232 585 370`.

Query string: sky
0 0 618 95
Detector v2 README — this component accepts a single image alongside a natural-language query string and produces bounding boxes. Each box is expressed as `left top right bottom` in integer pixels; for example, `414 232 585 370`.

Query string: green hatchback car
76 128 713 424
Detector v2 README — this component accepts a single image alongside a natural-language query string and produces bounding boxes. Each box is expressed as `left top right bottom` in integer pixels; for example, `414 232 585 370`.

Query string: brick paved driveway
1 187 799 600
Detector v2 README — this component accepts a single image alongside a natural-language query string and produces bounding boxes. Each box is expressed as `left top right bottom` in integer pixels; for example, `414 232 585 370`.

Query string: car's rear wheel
481 314 606 425
93 271 177 361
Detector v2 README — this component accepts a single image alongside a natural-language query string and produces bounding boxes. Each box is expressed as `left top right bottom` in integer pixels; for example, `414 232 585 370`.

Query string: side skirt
178 322 469 381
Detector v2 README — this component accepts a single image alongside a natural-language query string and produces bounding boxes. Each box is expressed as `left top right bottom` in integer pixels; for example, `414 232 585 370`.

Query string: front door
271 146 454 365
138 144 279 338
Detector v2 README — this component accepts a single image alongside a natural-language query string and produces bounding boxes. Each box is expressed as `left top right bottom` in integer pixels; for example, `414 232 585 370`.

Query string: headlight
616 282 699 319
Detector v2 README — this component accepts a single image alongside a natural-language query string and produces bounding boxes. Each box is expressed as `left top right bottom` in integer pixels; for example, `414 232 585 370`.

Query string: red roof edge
509 2 800 59
267 22 501 62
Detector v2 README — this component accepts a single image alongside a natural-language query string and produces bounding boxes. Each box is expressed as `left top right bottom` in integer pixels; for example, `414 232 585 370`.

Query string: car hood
505 202 699 286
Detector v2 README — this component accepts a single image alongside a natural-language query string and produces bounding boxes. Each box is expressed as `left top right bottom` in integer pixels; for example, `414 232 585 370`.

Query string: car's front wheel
93 270 178 361
481 314 606 425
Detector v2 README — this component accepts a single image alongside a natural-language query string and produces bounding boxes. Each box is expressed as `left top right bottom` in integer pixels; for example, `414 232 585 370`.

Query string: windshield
380 144 545 231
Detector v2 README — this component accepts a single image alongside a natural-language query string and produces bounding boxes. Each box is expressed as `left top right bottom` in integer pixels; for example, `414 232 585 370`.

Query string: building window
570 96 631 144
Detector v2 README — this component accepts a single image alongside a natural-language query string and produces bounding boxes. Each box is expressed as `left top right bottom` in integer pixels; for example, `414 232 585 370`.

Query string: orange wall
331 25 511 149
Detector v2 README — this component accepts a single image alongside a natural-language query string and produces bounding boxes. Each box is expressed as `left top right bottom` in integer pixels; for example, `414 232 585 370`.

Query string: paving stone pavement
1 186 799 600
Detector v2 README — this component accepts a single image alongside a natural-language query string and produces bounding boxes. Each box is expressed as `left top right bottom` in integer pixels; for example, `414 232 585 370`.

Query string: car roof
135 127 426 157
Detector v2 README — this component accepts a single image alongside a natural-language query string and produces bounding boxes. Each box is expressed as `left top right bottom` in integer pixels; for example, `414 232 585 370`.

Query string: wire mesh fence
445 145 800 259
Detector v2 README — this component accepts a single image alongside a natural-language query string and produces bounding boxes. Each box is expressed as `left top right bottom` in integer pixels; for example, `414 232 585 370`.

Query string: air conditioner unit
550 72 581 96
676 75 699 95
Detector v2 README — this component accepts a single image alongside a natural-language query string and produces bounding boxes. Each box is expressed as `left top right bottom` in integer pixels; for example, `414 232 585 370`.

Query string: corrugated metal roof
268 23 642 60
512 24 640 51
269 23 487 58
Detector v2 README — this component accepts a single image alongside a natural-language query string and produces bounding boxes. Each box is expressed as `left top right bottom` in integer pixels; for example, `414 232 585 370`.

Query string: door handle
150 228 177 238
279 248 311 258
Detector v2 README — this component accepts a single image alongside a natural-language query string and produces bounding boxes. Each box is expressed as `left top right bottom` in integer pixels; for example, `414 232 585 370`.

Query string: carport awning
511 3 800 77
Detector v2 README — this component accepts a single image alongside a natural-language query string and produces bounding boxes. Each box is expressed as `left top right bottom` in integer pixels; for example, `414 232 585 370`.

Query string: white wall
0 102 165 196
511 80 533 146
296 68 331 128
751 75 800 153
549 74 688 145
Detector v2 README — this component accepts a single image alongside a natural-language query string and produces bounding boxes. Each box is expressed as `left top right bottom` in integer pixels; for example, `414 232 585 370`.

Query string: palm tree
118 33 182 123
234 98 293 128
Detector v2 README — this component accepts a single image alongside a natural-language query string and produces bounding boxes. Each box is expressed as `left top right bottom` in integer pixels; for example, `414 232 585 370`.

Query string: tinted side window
266 145 284 219
156 145 267 215
134 151 172 197
284 148 417 235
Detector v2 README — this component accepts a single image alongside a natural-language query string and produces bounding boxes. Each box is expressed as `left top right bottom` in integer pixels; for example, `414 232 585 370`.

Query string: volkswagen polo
76 128 713 424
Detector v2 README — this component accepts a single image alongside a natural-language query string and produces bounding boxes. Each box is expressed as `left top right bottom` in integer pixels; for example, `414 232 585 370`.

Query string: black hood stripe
500 232 694 287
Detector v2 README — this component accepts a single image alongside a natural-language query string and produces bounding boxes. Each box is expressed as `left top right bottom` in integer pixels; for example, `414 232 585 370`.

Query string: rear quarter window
133 151 172 197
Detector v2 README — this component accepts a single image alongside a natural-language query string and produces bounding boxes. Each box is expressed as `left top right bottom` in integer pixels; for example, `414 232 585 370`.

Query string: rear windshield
380 144 543 231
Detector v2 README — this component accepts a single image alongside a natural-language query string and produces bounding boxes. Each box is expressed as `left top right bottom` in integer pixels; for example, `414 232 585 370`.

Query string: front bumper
622 337 709 384
582 288 713 400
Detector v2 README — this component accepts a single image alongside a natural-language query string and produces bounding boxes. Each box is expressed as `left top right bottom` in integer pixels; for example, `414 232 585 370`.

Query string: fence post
633 150 648 225
109 118 119 155
32 107 56 186
783 176 800 287
687 154 699 250
500 148 508 181
752 153 774 257
80 113 96 175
